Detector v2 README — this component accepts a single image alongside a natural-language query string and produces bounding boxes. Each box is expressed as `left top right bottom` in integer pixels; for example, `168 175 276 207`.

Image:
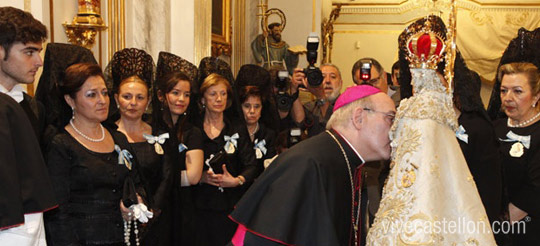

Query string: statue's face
270 26 282 42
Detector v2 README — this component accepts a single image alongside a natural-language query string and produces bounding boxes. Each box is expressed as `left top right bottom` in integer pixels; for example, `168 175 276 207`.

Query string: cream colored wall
0 0 52 93
332 29 401 87
170 0 195 63
326 0 540 107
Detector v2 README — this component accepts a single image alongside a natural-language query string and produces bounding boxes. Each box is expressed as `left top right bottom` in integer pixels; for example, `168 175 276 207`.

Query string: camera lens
305 67 323 87
276 94 293 112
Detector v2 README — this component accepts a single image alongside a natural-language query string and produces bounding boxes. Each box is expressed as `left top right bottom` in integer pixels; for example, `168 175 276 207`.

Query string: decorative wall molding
321 5 340 63
211 0 232 57
194 0 212 65
333 0 540 26
232 0 246 75
107 0 125 61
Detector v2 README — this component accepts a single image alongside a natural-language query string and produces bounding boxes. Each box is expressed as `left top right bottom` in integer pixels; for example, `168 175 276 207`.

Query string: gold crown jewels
405 20 446 70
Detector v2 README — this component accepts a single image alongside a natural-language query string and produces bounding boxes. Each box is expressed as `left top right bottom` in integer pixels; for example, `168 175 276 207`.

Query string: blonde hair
118 75 149 95
326 97 372 129
498 62 540 96
199 73 233 109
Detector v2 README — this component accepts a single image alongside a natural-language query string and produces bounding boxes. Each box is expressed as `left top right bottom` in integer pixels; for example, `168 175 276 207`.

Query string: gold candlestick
63 0 107 49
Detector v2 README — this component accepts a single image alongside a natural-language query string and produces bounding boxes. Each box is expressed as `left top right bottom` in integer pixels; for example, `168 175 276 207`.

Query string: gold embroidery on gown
366 69 496 245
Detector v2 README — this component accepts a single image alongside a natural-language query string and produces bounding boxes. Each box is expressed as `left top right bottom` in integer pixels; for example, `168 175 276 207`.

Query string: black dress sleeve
153 137 176 211
183 125 203 151
511 145 540 217
44 135 81 245
235 125 260 182
458 113 503 223
263 127 278 161
111 129 148 204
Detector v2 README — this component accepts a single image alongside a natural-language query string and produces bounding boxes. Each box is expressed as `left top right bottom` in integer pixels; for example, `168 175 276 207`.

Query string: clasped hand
202 164 239 188
120 194 153 222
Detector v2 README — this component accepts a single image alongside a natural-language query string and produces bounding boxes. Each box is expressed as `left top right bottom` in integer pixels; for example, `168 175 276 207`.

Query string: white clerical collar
333 129 365 165
0 83 25 103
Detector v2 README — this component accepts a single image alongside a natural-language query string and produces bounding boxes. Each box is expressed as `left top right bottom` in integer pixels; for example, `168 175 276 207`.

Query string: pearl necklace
507 111 540 128
124 213 140 246
248 122 259 137
70 119 105 142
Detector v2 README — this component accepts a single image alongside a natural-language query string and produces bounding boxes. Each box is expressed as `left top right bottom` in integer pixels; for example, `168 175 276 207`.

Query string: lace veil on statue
398 16 488 120
366 15 496 245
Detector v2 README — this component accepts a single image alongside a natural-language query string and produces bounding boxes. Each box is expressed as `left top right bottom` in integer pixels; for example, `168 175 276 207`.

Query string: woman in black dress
238 86 277 169
494 62 540 245
108 48 175 245
154 51 205 245
193 73 259 246
45 63 143 245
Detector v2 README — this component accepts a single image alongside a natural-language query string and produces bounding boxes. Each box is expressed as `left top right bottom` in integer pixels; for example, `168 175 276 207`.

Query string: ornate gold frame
321 5 341 63
107 0 125 61
63 0 107 50
211 0 232 57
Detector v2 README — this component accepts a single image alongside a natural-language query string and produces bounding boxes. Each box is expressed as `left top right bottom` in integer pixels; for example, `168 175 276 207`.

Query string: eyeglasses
363 108 396 124
361 76 381 86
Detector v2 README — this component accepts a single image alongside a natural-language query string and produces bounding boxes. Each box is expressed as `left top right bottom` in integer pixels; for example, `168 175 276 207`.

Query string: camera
360 61 372 82
274 70 297 112
302 33 323 87
288 127 302 146
275 70 289 90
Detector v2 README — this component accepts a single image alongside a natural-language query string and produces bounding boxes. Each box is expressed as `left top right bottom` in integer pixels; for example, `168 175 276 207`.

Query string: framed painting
211 0 231 56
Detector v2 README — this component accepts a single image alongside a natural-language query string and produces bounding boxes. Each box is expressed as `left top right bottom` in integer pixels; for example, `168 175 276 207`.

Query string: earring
71 107 75 119
183 112 187 116
202 104 206 108
533 102 538 108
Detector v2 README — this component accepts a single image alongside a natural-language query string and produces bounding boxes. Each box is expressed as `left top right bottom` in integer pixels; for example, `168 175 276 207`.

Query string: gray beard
327 90 340 101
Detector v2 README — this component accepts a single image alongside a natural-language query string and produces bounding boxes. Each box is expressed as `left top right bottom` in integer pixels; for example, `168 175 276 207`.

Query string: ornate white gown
366 69 496 245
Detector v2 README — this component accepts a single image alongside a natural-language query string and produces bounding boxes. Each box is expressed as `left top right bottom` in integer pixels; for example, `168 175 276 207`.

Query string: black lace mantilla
35 43 97 129
108 48 155 92
398 15 485 116
487 27 540 120
197 56 234 92
156 51 198 85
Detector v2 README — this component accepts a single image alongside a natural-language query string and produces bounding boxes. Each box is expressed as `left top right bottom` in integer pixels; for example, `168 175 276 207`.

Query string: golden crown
406 21 446 70
399 17 447 70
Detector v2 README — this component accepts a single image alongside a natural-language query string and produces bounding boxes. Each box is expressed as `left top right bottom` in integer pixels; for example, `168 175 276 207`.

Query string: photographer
268 67 305 148
352 57 389 93
301 63 343 137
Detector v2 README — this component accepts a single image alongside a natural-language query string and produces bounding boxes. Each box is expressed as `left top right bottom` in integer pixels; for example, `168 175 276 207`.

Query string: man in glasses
351 57 399 230
229 85 395 246
351 57 389 94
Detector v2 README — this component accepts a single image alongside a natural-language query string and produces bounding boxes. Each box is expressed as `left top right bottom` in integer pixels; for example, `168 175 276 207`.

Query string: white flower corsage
509 142 524 157
143 133 169 155
253 139 267 159
224 133 239 154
